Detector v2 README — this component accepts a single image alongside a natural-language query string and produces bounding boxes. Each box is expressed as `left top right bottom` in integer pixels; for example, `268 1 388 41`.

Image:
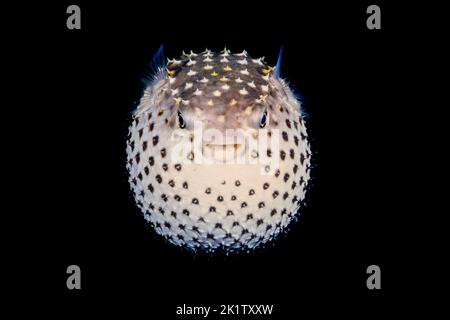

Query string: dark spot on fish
300 176 305 186
300 153 305 165
152 136 159 146
290 149 295 159
192 198 199 205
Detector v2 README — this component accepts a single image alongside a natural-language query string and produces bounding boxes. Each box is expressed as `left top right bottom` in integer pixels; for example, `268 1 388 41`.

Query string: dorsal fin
142 44 166 86
274 46 283 78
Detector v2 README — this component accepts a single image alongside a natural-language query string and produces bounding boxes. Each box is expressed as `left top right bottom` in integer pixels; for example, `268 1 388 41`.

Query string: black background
18 0 418 317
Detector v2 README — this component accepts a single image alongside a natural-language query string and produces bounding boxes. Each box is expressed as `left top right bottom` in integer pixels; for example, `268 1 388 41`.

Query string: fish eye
259 110 268 128
178 111 186 128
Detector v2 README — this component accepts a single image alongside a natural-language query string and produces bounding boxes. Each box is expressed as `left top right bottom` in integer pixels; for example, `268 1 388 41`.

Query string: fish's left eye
178 111 186 129
259 110 268 128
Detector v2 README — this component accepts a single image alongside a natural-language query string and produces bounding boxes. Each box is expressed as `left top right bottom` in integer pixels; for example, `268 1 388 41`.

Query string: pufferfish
126 47 311 252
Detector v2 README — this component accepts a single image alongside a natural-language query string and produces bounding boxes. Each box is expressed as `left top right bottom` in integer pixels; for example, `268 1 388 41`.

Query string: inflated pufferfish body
126 48 311 252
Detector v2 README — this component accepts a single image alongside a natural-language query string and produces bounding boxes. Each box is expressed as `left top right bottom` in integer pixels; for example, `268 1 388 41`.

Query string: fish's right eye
178 111 186 129
259 110 268 128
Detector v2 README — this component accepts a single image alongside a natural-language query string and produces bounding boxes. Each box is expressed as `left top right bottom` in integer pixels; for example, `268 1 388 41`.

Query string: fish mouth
202 143 246 163
206 143 242 149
